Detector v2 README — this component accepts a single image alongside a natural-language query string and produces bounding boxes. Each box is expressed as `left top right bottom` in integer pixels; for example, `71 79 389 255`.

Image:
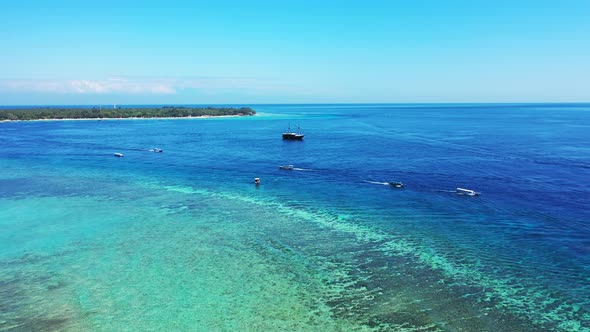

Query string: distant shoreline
0 106 256 122
0 114 255 123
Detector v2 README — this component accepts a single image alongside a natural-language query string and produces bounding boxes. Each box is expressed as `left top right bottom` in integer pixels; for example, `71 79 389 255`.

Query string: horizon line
1 101 590 108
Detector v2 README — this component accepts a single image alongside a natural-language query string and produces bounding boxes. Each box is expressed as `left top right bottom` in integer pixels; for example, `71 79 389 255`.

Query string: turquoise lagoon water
1 104 589 331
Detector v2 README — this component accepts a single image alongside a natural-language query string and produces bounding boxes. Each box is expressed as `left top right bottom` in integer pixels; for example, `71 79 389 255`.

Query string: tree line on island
0 106 256 121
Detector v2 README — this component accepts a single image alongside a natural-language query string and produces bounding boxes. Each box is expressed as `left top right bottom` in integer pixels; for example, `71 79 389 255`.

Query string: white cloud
0 78 177 94
0 76 299 95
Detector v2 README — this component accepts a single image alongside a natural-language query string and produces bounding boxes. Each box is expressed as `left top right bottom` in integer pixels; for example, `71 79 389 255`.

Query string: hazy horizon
2 102 590 108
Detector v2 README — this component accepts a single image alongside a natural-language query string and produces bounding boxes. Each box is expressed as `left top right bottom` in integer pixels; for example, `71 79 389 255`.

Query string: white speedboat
149 148 163 153
456 188 479 196
279 165 294 170
387 181 404 188
114 153 124 158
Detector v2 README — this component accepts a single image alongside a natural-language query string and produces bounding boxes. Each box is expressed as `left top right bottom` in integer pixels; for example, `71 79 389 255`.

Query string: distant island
0 106 256 121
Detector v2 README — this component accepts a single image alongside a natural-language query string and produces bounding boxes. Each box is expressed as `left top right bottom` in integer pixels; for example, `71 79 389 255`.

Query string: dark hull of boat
282 133 304 140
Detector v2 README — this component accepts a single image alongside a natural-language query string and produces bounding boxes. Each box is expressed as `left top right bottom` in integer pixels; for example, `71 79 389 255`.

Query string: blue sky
1 0 589 104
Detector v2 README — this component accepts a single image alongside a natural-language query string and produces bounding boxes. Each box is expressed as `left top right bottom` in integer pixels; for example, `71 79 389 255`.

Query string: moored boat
282 124 304 140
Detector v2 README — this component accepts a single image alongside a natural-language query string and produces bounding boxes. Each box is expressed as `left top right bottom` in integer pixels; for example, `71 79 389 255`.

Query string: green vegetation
0 106 256 121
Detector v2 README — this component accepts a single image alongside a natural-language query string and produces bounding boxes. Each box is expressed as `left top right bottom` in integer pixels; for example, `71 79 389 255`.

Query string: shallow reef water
1 104 589 331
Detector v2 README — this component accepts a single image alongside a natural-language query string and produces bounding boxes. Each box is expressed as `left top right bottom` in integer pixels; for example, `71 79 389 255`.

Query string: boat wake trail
435 189 457 193
363 180 391 186
279 165 314 171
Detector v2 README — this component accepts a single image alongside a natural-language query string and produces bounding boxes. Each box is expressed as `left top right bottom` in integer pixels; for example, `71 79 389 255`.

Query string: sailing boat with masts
282 123 304 140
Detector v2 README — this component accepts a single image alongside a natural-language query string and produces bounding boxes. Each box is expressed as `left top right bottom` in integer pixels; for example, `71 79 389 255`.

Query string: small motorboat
279 165 294 170
456 188 479 196
114 153 124 158
149 148 163 153
387 181 404 188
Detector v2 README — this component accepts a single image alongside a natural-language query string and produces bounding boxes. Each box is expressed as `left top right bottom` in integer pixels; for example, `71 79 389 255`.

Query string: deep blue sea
1 104 589 331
